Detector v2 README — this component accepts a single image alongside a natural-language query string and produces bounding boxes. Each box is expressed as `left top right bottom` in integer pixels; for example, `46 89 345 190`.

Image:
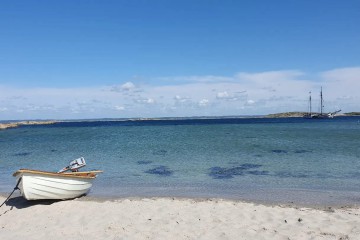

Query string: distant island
0 121 57 130
265 112 360 118
1 112 360 130
265 112 308 118
343 112 360 116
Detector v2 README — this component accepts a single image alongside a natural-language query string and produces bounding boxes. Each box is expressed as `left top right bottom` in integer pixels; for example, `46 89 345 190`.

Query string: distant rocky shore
265 112 307 118
1 112 359 130
0 121 57 130
265 112 360 118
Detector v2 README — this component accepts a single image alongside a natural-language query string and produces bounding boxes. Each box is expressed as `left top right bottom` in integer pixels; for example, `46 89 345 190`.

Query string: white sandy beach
0 196 359 240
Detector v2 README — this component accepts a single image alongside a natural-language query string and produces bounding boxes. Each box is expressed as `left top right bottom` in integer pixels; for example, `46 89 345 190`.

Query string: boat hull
13 170 100 200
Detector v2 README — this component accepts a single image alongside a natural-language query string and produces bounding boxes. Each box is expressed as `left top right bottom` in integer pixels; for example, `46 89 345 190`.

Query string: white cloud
317 67 360 112
320 67 360 96
185 75 233 83
158 75 233 84
216 91 229 99
174 95 191 103
114 106 125 111
121 82 135 91
247 100 255 105
236 70 304 82
110 81 136 92
216 91 246 101
0 67 359 120
135 97 156 104
173 95 194 108
198 99 209 107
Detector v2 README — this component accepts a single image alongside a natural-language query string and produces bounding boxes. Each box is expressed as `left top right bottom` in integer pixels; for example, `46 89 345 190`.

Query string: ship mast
308 91 312 116
320 87 323 115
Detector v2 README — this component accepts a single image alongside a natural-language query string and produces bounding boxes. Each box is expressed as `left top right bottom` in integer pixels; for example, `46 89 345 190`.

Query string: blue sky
0 0 359 119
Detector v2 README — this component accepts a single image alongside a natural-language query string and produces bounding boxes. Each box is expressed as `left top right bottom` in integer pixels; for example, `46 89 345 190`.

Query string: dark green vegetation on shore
343 112 360 116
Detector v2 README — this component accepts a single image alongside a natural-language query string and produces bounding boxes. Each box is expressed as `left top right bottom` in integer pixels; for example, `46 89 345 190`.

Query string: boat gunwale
13 169 103 179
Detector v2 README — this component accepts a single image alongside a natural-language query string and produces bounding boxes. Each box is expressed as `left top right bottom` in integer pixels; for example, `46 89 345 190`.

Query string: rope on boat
0 177 22 208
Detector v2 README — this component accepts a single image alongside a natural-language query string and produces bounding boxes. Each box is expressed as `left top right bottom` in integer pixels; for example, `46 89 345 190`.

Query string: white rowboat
13 169 102 200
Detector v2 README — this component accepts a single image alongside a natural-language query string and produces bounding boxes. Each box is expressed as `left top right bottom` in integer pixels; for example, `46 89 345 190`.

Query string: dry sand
0 196 359 240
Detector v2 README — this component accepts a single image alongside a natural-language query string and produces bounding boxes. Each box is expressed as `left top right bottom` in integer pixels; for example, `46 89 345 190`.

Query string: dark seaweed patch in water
240 163 262 169
315 173 331 179
276 171 308 178
13 152 31 156
245 136 256 139
152 150 167 156
209 167 237 179
294 150 312 154
137 160 152 165
346 172 360 178
145 166 173 176
272 149 288 154
247 170 270 176
50 149 57 152
209 163 263 179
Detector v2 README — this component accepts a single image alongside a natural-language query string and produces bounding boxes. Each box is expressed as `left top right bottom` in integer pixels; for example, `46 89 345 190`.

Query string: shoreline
1 113 360 130
71 195 360 211
2 191 358 210
1 195 359 239
0 120 57 130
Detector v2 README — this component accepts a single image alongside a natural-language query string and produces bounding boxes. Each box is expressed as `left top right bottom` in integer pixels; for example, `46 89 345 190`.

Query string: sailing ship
304 87 341 119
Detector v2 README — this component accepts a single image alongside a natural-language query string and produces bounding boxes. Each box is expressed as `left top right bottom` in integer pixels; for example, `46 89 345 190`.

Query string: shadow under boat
4 196 61 209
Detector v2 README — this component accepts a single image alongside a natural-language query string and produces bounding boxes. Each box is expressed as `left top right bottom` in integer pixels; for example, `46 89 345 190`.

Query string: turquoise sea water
1 117 359 206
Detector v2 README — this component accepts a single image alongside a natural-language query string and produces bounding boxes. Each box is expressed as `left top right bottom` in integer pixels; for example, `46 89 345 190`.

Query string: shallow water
1 117 359 205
